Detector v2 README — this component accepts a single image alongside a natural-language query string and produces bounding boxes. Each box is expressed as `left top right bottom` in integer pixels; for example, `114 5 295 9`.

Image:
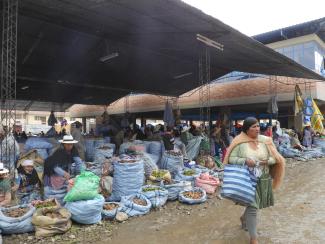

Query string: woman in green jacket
223 117 285 244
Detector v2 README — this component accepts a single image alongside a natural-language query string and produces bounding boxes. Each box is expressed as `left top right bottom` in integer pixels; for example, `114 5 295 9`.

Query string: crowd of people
0 117 322 244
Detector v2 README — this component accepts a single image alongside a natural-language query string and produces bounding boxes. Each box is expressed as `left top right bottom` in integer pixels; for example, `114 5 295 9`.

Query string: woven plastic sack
160 180 192 200
0 204 35 234
119 194 151 217
94 144 114 163
148 141 163 157
64 171 100 202
141 153 159 178
160 151 184 176
178 188 207 205
175 168 201 184
109 159 144 201
195 173 220 194
25 137 53 151
65 195 105 224
102 202 121 220
32 207 72 237
140 185 168 208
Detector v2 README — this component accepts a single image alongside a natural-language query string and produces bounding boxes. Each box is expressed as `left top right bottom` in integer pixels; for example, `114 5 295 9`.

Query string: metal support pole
1 0 18 174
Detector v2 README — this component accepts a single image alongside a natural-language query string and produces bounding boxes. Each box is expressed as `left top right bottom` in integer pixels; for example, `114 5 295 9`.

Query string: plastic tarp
109 159 144 201
65 195 105 225
0 204 35 234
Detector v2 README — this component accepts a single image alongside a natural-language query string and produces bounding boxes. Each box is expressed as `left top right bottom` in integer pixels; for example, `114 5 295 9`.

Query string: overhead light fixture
99 52 119 62
21 86 29 90
57 80 71 85
173 72 193 79
196 34 224 51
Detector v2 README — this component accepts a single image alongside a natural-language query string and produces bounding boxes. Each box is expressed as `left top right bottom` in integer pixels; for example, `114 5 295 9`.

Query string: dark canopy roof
253 17 325 44
5 0 325 105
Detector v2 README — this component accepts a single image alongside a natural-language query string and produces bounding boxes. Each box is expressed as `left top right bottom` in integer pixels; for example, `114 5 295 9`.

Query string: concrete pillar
82 117 86 133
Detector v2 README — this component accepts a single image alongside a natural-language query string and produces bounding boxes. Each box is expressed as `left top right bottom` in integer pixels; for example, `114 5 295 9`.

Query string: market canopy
8 0 325 105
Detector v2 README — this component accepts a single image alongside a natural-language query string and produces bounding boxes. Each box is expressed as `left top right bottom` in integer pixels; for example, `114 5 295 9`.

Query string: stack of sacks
64 171 104 224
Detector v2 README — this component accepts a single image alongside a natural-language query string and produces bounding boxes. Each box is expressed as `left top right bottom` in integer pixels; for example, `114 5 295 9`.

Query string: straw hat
58 134 78 144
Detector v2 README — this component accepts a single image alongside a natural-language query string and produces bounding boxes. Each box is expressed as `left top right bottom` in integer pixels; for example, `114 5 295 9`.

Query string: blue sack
140 185 168 208
0 204 35 234
65 195 104 225
119 194 151 217
102 202 121 220
160 180 192 201
221 164 257 206
109 159 144 202
24 137 53 151
178 187 207 204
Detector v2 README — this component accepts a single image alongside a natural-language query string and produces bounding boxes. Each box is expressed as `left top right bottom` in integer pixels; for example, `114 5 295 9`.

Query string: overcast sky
182 0 325 36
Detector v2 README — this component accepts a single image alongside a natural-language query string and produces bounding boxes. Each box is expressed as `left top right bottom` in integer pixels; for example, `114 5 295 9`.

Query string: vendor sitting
14 159 41 204
0 162 11 207
43 135 83 204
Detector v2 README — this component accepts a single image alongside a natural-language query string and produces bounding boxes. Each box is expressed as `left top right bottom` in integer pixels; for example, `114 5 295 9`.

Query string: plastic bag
102 202 121 220
65 195 105 224
64 171 100 202
160 180 192 201
109 159 144 201
140 185 168 208
178 188 207 205
119 194 151 217
32 207 72 237
195 173 220 194
0 204 35 234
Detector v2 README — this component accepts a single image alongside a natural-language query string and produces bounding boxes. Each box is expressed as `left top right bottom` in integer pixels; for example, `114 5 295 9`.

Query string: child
15 159 41 204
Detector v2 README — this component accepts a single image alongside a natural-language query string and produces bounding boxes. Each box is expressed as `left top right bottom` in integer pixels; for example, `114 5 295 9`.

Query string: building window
34 116 46 124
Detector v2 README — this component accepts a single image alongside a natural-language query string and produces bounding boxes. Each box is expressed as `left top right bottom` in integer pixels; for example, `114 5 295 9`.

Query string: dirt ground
3 158 325 244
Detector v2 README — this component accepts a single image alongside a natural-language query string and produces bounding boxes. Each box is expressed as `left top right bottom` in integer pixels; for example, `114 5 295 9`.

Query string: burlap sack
32 207 72 237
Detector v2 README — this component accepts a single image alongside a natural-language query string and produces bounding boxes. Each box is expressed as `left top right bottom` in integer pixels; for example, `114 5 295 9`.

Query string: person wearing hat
43 135 83 204
71 121 85 160
0 162 11 207
180 125 193 146
302 122 314 149
14 159 41 204
162 126 175 151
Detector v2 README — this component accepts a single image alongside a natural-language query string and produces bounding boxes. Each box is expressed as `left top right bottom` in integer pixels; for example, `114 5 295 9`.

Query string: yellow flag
311 99 324 133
